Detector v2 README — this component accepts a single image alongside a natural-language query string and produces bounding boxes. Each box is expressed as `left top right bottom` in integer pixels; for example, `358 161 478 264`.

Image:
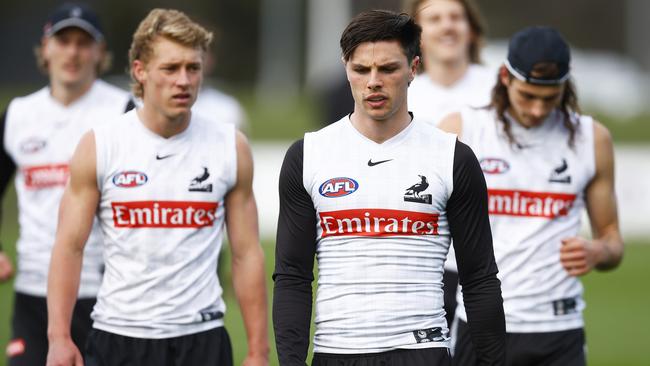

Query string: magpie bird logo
404 175 432 204
549 159 571 184
189 167 213 192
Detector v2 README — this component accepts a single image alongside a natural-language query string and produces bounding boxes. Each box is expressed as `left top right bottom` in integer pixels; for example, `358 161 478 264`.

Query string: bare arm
46 131 99 366
225 131 269 366
560 121 624 276
437 112 463 137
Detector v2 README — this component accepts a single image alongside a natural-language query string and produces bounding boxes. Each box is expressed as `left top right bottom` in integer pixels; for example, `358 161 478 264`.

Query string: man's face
344 40 418 122
42 27 102 88
502 69 566 128
417 0 472 64
134 37 203 120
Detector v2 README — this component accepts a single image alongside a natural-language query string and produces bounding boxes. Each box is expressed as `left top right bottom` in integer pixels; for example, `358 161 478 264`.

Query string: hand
0 252 14 282
242 353 269 366
560 237 602 277
46 337 83 366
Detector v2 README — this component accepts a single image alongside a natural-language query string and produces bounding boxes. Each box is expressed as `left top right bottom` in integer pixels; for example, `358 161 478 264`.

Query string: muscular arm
225 131 269 365
47 131 100 366
448 140 505 365
560 121 624 275
0 110 17 280
272 140 317 366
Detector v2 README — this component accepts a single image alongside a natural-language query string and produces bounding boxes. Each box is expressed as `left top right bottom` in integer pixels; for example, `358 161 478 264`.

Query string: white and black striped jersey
455 107 595 333
0 80 131 298
91 110 236 338
273 115 505 364
92 111 237 338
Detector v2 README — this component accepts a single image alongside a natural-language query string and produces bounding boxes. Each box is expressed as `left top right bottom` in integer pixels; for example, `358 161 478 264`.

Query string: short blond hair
128 9 213 98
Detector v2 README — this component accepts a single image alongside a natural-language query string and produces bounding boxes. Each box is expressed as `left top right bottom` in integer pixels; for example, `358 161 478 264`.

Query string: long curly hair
490 63 581 148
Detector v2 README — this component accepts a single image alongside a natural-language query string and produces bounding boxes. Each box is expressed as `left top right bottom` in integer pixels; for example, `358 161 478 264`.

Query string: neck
137 103 191 139
424 56 470 87
49 78 95 106
350 106 412 144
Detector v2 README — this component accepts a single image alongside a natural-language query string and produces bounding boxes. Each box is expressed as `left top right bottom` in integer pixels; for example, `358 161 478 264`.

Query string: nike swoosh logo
156 154 175 160
367 159 393 167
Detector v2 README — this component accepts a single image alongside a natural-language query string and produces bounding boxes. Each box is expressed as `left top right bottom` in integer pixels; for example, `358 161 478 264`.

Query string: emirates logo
488 189 577 218
111 201 219 228
319 208 439 238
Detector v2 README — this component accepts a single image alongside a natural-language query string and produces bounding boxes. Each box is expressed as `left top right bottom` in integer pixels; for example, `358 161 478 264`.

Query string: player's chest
308 152 450 214
103 140 231 203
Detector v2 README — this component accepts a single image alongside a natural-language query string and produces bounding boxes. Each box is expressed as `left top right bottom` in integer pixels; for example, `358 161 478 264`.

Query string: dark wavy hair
490 63 581 148
340 10 421 63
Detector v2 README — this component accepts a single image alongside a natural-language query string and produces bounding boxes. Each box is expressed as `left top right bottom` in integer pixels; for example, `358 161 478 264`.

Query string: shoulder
306 116 348 141
7 87 49 112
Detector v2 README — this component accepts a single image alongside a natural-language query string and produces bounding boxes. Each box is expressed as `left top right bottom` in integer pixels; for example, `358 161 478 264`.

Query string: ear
410 55 420 80
498 65 510 86
132 59 147 84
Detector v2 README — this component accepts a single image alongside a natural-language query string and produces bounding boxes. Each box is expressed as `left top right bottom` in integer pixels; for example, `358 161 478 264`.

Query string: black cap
505 26 570 85
43 3 104 41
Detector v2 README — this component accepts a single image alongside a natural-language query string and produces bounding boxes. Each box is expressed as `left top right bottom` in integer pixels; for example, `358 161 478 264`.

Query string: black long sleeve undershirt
273 139 505 365
448 141 506 365
0 110 17 252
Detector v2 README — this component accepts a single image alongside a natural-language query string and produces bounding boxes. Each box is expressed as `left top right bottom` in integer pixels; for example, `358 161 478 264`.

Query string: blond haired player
46 9 268 366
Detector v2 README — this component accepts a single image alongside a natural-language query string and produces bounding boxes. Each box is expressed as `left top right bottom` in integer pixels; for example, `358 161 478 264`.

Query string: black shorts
85 327 233 366
452 319 585 366
7 292 95 366
313 347 451 366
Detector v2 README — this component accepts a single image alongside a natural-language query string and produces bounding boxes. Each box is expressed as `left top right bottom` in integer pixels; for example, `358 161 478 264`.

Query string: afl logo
319 177 359 198
20 138 47 154
480 158 510 174
113 171 148 188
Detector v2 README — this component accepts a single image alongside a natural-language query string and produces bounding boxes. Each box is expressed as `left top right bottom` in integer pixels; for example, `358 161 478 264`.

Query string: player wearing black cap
0 3 132 365
439 26 624 366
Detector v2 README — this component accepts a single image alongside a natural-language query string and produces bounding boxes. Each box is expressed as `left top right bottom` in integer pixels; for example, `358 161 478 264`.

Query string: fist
0 252 14 282
559 237 601 277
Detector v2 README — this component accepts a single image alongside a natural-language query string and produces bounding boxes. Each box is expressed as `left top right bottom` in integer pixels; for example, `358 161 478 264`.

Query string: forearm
462 274 505 365
232 245 269 358
273 275 312 366
47 241 83 340
594 230 624 271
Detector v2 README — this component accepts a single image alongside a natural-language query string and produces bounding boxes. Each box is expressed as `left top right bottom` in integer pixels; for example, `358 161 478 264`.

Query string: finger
561 259 586 269
560 251 586 261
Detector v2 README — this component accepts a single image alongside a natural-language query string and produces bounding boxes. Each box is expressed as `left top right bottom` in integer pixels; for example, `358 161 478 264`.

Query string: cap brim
45 18 103 41
504 59 570 85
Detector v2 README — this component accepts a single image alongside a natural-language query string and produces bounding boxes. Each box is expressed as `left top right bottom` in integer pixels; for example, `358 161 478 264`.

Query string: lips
172 93 192 103
365 93 388 108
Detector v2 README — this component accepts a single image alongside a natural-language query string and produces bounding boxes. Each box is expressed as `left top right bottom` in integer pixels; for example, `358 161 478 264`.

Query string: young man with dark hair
439 26 624 366
46 8 268 366
273 9 505 366
0 4 132 365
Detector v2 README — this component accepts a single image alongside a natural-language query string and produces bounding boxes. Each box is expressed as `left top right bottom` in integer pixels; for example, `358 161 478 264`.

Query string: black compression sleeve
447 140 505 365
0 110 17 252
272 139 317 366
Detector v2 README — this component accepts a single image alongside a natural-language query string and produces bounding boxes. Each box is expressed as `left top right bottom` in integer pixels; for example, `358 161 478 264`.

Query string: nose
529 100 548 119
176 68 190 87
367 69 382 90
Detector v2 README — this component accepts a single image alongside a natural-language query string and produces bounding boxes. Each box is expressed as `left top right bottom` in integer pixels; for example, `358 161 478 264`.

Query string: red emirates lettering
23 164 69 189
488 189 577 218
319 209 439 238
111 201 219 228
